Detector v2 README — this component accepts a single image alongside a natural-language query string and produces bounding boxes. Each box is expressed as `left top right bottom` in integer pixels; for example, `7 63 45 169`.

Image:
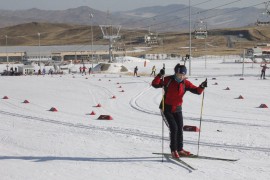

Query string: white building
18 65 35 75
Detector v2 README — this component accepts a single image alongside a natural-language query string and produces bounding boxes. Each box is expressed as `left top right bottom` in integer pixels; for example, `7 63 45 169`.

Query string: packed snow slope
0 57 270 180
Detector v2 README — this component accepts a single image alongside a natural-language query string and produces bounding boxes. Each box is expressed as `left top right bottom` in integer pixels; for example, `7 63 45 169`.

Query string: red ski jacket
152 75 204 112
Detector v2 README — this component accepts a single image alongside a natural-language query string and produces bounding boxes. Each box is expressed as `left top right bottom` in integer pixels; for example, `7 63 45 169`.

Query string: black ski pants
162 110 184 152
261 70 265 79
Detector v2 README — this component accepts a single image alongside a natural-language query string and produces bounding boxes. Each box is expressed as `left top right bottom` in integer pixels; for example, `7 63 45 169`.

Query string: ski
164 154 196 170
153 153 239 162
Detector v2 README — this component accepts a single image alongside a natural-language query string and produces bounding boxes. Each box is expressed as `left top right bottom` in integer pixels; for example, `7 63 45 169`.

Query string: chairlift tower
144 17 159 46
256 2 270 26
100 25 121 63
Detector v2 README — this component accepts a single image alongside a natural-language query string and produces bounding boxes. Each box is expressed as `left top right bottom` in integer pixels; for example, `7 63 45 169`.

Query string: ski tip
229 159 240 162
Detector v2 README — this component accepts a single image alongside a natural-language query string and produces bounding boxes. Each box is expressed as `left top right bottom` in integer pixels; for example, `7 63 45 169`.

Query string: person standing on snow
82 65 87 75
42 68 46 75
89 67 92 75
150 65 156 76
152 63 207 158
134 66 138 77
260 64 269 79
38 69 41 75
49 68 53 75
79 66 82 74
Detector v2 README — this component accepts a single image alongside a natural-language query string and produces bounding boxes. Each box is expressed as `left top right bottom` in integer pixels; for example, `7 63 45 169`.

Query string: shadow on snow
0 156 159 163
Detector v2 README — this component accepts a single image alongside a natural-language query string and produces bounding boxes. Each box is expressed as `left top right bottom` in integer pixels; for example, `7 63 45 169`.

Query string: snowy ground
0 57 270 180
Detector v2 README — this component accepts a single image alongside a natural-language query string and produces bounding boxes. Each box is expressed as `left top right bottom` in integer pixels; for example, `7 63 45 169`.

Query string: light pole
189 0 192 76
38 32 41 70
242 49 245 76
89 13 94 68
204 21 208 69
5 35 9 71
239 33 243 50
239 34 244 76
205 37 207 69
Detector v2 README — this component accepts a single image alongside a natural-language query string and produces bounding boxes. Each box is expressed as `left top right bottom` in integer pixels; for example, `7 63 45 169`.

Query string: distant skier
89 67 92 75
152 63 207 159
150 65 156 76
79 66 82 74
42 68 46 75
10 67 14 75
49 68 53 75
260 64 269 79
134 66 138 77
82 65 87 75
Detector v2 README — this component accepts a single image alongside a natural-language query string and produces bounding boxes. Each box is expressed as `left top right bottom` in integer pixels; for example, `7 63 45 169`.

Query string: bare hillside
0 22 269 56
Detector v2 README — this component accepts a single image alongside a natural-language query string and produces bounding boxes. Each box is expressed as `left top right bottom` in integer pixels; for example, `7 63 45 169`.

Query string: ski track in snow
1 75 269 154
129 83 270 128
1 60 270 179
0 110 269 153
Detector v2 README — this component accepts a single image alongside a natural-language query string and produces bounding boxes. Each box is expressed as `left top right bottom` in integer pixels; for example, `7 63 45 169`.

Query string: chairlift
144 32 159 46
194 20 207 39
257 12 270 26
256 2 270 26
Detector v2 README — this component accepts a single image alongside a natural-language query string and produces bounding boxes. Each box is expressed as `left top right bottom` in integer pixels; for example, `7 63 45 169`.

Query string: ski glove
159 69 165 76
200 78 208 88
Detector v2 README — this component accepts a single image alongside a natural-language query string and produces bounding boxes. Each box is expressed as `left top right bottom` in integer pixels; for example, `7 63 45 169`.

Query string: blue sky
0 0 266 11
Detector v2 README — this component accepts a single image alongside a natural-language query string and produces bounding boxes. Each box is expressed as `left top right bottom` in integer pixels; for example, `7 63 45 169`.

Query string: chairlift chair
194 30 208 39
256 2 270 26
256 12 270 26
194 20 207 39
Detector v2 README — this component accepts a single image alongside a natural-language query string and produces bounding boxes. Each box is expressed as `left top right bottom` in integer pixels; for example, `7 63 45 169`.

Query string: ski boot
178 149 191 157
171 151 180 159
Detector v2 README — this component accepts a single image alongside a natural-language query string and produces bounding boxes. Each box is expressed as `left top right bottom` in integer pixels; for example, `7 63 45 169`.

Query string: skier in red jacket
152 63 207 158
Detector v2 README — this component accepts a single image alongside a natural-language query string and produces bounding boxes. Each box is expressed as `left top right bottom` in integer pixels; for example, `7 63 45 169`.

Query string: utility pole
38 32 41 70
5 35 9 71
189 0 192 76
89 13 94 67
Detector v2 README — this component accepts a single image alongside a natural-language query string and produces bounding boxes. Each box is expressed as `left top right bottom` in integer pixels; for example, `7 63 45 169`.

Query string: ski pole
197 89 205 156
161 64 165 162
161 110 164 162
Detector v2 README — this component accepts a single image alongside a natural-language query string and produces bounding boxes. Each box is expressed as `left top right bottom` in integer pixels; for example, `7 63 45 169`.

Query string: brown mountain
0 22 269 56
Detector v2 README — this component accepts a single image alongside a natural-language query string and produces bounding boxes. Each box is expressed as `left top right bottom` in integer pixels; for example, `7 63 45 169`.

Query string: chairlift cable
134 0 243 32
152 1 267 32
120 0 213 27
